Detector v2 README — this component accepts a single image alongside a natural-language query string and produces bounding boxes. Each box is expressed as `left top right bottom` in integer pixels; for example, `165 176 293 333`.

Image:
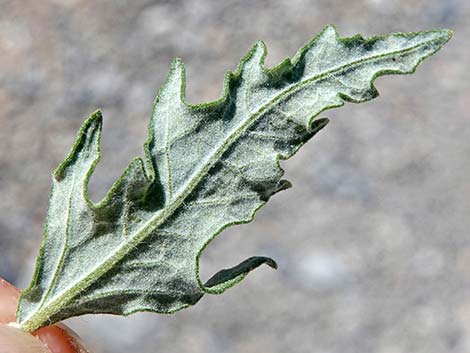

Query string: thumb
0 278 89 353
0 324 50 353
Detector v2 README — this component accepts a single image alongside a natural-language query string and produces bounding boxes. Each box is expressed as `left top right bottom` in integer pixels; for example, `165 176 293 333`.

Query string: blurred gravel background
0 1 469 352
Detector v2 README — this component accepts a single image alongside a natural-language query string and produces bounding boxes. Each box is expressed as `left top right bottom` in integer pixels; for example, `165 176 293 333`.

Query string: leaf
15 26 451 332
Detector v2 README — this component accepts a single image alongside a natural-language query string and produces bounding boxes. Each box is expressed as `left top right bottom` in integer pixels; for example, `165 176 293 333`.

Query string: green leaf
15 26 451 332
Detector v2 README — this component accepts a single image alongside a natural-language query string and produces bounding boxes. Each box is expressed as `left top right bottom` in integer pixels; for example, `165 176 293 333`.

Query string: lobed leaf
16 26 451 332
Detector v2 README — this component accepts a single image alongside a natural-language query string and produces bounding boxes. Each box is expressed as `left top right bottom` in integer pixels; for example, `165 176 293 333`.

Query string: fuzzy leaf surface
16 26 451 332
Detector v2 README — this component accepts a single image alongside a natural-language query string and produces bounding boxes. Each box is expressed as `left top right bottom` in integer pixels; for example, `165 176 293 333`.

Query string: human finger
0 278 88 353
0 278 20 324
0 324 50 353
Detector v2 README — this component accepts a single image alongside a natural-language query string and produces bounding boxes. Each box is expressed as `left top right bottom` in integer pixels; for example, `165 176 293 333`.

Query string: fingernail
55 323 90 353
34 325 82 353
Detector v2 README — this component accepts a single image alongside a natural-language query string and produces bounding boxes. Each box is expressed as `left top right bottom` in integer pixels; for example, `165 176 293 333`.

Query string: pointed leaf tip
90 109 103 120
435 28 453 40
253 40 266 56
203 256 278 294
171 58 185 72
323 24 338 36
436 28 453 46
156 58 186 103
238 40 266 75
53 111 102 180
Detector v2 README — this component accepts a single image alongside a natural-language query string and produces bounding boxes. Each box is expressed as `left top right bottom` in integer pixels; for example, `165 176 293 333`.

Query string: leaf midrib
20 34 439 330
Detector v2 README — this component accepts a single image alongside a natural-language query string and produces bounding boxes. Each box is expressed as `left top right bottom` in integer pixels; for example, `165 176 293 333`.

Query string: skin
0 278 89 353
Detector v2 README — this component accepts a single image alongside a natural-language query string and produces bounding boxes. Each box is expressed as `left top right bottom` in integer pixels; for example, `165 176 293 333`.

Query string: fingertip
0 278 89 352
0 324 50 353
0 278 20 324
55 324 90 353
34 326 80 353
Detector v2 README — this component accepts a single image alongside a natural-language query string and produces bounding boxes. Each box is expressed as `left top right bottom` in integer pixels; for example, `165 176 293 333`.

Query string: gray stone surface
0 1 469 352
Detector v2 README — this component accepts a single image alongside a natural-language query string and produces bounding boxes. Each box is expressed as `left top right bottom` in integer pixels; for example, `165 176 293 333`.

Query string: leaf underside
16 25 451 332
